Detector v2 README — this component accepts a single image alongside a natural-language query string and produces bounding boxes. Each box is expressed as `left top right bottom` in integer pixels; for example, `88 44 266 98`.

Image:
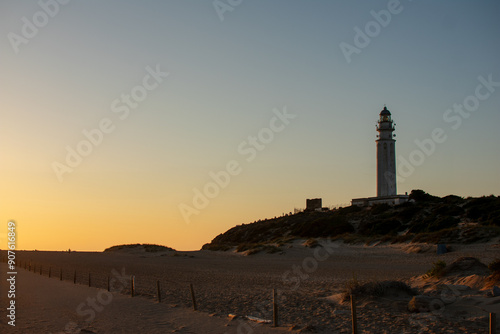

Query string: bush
359 218 402 236
412 228 458 244
427 216 460 231
464 196 500 222
201 243 233 251
409 190 439 203
488 259 500 273
397 205 422 223
389 234 415 244
236 243 257 252
486 210 500 226
342 274 360 301
342 280 416 302
335 205 362 215
407 219 428 234
291 216 354 238
425 260 446 278
433 204 464 217
441 195 465 204
143 244 175 252
371 203 391 215
104 243 174 252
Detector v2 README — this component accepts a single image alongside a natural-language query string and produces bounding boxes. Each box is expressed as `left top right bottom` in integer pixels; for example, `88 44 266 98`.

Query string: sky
1 0 499 251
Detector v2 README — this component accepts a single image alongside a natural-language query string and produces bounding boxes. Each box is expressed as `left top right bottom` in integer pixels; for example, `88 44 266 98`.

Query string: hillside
202 190 500 253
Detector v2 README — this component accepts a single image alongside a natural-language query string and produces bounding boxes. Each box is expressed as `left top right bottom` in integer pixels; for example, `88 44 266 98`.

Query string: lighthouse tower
351 105 408 207
376 106 396 197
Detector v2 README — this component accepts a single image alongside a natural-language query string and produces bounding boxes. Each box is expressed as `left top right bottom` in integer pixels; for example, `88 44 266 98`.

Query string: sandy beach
0 261 293 334
1 240 499 333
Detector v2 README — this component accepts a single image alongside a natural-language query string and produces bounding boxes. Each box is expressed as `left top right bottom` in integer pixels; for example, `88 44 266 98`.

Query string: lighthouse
376 106 396 197
351 106 408 207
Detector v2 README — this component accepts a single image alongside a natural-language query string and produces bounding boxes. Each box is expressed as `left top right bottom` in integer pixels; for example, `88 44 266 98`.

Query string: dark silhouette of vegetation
291 215 354 238
359 218 402 236
370 203 391 215
464 195 500 226
104 243 175 252
425 260 447 278
408 189 440 203
342 280 417 302
202 191 500 251
488 259 500 273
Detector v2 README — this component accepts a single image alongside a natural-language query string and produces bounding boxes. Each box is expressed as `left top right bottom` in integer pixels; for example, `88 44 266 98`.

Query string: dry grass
341 279 417 302
424 260 447 278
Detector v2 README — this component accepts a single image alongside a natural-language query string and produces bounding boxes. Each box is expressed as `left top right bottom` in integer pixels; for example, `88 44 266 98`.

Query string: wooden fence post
130 276 135 297
73 270 77 284
351 294 358 334
49 267 51 278
157 280 162 303
40 265 42 275
60 269 63 281
190 283 197 311
107 276 110 292
273 289 279 327
491 313 497 334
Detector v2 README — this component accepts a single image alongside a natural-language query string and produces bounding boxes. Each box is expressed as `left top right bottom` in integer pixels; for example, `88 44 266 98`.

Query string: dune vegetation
203 190 500 253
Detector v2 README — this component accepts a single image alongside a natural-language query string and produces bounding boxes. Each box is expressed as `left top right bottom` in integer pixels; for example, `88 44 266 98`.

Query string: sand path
0 263 294 334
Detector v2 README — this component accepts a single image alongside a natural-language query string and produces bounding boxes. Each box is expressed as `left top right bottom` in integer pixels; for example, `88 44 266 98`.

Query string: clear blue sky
1 0 499 250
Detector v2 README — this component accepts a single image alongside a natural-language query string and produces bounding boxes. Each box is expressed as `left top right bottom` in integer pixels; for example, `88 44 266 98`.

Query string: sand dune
1 240 499 333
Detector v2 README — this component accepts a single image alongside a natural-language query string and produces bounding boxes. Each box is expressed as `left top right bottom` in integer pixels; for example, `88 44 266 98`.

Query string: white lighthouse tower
351 106 408 207
376 106 396 197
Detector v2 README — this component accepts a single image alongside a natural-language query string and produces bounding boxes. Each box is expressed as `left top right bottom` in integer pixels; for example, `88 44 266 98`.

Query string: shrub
486 210 500 226
433 204 464 217
201 243 232 251
371 203 391 215
236 243 257 252
427 216 460 231
409 215 460 234
397 205 422 223
104 243 174 252
412 228 458 244
488 259 500 273
291 216 354 238
441 195 465 204
342 280 416 302
425 260 446 278
389 234 415 244
143 244 175 252
464 196 500 222
359 218 402 236
409 190 439 203
335 205 362 215
342 274 360 301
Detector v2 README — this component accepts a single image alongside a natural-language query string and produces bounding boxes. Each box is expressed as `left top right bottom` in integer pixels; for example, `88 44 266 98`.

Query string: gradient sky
1 0 499 251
